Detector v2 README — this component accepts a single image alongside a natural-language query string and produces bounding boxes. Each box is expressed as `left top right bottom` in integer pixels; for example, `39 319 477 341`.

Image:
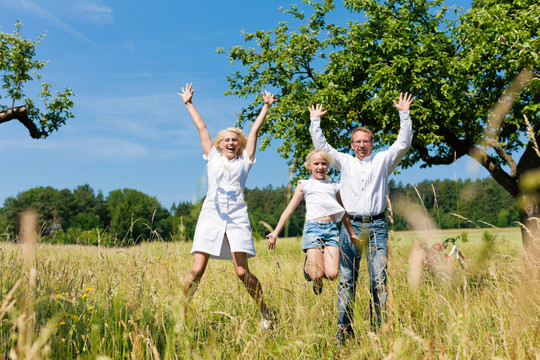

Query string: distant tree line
388 178 519 231
0 178 518 246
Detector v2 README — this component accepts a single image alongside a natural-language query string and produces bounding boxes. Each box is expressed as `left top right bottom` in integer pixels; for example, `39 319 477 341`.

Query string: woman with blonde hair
266 147 360 295
177 83 275 328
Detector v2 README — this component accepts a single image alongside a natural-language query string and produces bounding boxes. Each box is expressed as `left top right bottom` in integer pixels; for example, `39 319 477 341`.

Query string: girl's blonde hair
213 127 247 154
304 149 333 180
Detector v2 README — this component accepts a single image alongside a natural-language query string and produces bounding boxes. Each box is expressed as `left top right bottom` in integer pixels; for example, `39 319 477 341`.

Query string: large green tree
221 0 540 254
0 22 74 138
107 188 171 244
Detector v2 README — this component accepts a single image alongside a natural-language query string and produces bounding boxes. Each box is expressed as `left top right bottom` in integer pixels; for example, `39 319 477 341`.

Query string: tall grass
0 227 538 359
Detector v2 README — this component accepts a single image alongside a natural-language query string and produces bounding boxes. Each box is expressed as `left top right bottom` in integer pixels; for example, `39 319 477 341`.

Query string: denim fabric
302 220 340 251
337 217 388 336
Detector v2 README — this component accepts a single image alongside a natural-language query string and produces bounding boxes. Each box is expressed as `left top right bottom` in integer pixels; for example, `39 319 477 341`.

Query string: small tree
0 22 74 138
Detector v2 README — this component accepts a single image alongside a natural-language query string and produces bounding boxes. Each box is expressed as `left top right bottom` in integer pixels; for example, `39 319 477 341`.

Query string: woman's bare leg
231 251 269 318
183 251 211 300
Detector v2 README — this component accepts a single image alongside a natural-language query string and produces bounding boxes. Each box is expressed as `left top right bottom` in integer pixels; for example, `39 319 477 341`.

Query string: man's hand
309 104 328 118
393 92 414 111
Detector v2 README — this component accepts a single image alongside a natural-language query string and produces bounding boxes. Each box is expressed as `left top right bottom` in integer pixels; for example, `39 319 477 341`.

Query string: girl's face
307 153 329 180
221 131 240 160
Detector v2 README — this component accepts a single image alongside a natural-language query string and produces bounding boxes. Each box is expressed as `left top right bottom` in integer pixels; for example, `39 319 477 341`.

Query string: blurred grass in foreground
0 227 538 359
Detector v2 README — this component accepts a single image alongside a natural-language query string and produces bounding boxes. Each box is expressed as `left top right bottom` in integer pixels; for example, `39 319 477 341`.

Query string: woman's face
221 131 240 159
306 153 329 180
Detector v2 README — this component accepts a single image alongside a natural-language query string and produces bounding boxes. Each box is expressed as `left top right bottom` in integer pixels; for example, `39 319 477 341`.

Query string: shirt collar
356 153 373 162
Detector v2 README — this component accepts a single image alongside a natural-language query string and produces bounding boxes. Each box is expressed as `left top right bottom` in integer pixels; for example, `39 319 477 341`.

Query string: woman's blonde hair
304 149 333 180
213 127 247 154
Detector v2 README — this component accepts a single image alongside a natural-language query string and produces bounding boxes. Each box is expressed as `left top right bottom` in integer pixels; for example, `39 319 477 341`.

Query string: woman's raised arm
177 83 213 157
245 90 276 161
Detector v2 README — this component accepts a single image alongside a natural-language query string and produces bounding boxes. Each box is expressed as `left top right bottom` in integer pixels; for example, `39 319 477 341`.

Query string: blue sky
0 0 486 209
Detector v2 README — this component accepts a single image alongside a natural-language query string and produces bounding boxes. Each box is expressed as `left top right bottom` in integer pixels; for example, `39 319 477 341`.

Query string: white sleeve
387 110 413 173
309 117 347 171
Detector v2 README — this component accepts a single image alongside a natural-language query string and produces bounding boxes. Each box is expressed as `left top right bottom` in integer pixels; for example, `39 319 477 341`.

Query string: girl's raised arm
245 91 276 161
177 83 213 157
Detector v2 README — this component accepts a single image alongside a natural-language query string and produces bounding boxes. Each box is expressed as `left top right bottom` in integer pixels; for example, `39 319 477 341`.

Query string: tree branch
483 139 518 177
414 144 455 165
302 57 321 88
413 126 470 165
468 145 518 196
0 106 45 139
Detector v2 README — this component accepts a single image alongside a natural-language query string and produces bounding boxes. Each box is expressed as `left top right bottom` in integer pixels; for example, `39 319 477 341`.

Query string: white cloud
0 136 150 160
71 0 114 25
15 0 103 49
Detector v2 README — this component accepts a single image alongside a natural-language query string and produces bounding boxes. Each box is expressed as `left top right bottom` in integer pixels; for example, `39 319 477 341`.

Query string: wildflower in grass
88 306 95 311
82 294 88 299
85 287 92 293
59 321 66 325
56 291 69 298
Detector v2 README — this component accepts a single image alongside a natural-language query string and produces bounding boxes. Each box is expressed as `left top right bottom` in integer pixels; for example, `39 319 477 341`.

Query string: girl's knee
307 267 324 281
326 270 338 280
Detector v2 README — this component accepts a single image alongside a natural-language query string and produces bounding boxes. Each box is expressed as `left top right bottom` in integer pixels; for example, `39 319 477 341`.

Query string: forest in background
0 177 518 246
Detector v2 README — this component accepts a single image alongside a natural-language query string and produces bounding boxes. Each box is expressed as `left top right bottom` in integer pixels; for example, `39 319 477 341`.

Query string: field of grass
0 227 538 359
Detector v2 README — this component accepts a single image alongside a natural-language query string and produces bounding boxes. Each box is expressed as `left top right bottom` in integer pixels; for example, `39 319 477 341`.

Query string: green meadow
0 227 538 359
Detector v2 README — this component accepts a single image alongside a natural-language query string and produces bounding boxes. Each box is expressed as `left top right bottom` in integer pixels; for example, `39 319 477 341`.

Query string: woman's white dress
191 146 256 260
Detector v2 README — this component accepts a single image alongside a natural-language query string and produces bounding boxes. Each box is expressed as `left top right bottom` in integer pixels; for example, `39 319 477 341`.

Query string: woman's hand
261 90 276 107
177 83 195 104
266 232 277 250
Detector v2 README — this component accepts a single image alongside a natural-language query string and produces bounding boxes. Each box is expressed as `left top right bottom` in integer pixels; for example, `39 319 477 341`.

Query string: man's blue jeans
337 218 388 336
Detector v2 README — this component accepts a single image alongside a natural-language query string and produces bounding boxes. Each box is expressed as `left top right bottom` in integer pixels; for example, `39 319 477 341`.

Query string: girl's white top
191 146 255 260
299 178 345 221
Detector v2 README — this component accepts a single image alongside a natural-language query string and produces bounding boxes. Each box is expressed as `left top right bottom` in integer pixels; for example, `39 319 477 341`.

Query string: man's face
351 130 373 160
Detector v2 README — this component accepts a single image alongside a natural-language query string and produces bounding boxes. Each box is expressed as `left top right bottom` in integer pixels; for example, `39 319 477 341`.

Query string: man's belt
350 212 386 223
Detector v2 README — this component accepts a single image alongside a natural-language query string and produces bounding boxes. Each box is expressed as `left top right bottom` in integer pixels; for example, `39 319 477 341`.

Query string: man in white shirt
309 93 414 340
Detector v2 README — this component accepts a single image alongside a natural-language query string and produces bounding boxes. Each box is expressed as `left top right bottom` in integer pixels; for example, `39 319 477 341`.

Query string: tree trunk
517 185 540 268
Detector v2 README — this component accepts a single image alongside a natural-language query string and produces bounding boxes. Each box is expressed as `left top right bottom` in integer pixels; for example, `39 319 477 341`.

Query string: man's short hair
351 127 373 142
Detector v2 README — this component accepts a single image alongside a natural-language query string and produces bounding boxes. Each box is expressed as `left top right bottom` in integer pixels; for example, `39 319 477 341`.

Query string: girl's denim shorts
302 220 340 251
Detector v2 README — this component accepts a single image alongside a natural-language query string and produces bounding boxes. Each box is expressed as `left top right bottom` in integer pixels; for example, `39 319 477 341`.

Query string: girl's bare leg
305 248 325 288
231 251 269 318
323 245 340 280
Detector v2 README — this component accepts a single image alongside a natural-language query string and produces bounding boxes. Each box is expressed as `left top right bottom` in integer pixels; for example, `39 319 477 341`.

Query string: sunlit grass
0 227 538 359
